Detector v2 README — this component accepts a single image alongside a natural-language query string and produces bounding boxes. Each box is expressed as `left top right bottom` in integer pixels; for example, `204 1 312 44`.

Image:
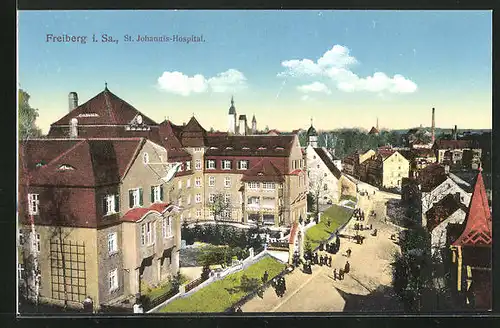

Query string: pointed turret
228 96 237 134
251 114 257 134
452 168 492 247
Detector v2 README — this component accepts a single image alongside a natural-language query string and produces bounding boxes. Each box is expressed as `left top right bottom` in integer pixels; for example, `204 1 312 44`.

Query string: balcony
246 204 260 211
140 243 156 259
162 235 175 250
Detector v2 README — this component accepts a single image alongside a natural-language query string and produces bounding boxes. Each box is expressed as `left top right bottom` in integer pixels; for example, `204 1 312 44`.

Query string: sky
18 10 492 134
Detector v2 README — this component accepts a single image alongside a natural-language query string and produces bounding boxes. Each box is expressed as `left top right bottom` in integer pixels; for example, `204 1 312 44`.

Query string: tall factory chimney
431 107 435 143
454 125 458 140
68 92 78 112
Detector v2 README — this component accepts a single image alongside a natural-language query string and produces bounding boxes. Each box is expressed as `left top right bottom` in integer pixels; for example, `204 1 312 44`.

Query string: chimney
431 107 435 143
69 118 78 138
68 92 78 112
454 125 458 140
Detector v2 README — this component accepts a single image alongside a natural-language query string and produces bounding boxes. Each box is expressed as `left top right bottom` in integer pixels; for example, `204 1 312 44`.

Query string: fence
184 277 205 293
147 249 281 313
144 287 179 312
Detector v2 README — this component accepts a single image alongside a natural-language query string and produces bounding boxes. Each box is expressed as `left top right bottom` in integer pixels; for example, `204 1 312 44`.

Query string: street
241 189 406 312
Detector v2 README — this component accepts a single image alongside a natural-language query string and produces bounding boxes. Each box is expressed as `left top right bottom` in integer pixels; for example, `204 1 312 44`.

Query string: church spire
231 95 234 106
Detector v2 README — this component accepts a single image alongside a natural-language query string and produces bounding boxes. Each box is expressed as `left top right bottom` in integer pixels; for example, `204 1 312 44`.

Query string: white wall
306 145 340 204
430 208 466 262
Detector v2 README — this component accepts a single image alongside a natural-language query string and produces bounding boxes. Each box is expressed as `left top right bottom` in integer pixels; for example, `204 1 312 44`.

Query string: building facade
18 138 182 310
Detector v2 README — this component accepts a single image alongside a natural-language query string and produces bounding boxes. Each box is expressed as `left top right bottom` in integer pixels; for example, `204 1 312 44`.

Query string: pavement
241 189 405 313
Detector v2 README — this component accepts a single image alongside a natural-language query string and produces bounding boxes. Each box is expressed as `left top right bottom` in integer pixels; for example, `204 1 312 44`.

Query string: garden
159 255 285 312
305 204 354 250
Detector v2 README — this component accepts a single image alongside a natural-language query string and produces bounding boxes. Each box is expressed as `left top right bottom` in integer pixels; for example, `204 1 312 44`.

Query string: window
178 180 182 190
209 176 215 187
128 188 143 208
18 263 24 280
196 209 202 218
102 194 119 215
313 156 316 159
263 182 275 190
18 231 24 246
195 160 202 170
195 194 202 203
187 194 191 205
224 193 231 204
178 163 184 172
222 160 232 170
324 184 328 191
28 194 39 215
209 193 215 203
224 177 231 188
141 221 154 246
186 161 191 171
162 217 172 238
151 185 163 203
324 173 327 177
108 233 118 255
206 160 216 169
36 233 40 252
186 178 191 188
238 160 249 170
249 182 259 189
195 177 202 187
317 164 320 168
194 148 203 152
108 269 118 292
143 152 149 164
248 196 260 205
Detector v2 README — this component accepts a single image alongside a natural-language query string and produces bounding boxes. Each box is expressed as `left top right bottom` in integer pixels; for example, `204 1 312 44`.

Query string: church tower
306 118 318 148
228 96 237 134
251 114 257 135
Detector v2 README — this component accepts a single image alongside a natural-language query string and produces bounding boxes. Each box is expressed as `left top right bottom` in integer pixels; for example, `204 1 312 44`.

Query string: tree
19 89 42 140
308 169 328 219
207 192 232 222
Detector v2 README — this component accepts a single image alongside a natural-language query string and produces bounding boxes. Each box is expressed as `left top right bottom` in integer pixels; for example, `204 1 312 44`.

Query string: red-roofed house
448 170 492 310
19 138 182 310
364 148 410 189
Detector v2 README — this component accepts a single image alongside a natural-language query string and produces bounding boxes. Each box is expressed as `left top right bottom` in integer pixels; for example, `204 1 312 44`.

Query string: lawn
339 194 357 203
305 205 354 250
143 274 189 302
159 256 285 313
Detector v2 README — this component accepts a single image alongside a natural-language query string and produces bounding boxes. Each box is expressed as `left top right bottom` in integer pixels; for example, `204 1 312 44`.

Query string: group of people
271 276 287 297
332 261 350 281
320 235 341 255
353 208 365 221
353 223 373 231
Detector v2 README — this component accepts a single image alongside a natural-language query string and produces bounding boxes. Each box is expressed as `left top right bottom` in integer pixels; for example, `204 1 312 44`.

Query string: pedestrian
328 256 332 267
346 248 351 258
360 224 364 230
281 277 287 294
333 268 337 280
370 223 373 230
339 268 344 280
263 270 269 283
345 261 350 274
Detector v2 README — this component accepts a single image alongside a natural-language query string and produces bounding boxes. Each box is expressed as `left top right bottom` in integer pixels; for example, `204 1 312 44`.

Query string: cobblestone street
242 188 406 312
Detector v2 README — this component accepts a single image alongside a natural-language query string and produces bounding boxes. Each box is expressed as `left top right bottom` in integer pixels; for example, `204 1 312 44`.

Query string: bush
201 265 211 281
240 274 261 292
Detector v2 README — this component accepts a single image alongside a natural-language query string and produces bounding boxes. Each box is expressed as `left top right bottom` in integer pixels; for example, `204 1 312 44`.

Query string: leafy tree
207 192 231 222
19 89 42 140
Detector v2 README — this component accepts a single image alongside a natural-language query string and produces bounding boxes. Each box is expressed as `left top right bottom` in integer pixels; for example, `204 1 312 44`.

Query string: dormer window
58 164 75 171
222 160 232 170
242 147 250 150
258 147 266 150
35 161 45 168
225 147 233 150
210 147 218 150
206 160 216 170
275 147 284 151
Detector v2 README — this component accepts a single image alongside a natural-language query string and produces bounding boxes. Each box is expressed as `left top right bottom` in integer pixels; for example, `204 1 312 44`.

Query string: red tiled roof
378 148 395 160
121 202 170 222
158 120 191 161
289 169 302 175
51 87 157 127
179 116 208 147
452 170 492 247
241 159 285 182
206 135 295 157
433 139 472 150
20 138 145 187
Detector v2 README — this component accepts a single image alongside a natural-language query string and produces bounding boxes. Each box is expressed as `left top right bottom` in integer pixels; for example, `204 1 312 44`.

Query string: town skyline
18 10 492 133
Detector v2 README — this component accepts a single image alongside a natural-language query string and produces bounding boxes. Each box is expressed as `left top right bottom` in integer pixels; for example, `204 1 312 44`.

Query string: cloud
157 69 247 96
297 82 331 94
207 69 247 93
301 95 312 101
279 45 417 94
